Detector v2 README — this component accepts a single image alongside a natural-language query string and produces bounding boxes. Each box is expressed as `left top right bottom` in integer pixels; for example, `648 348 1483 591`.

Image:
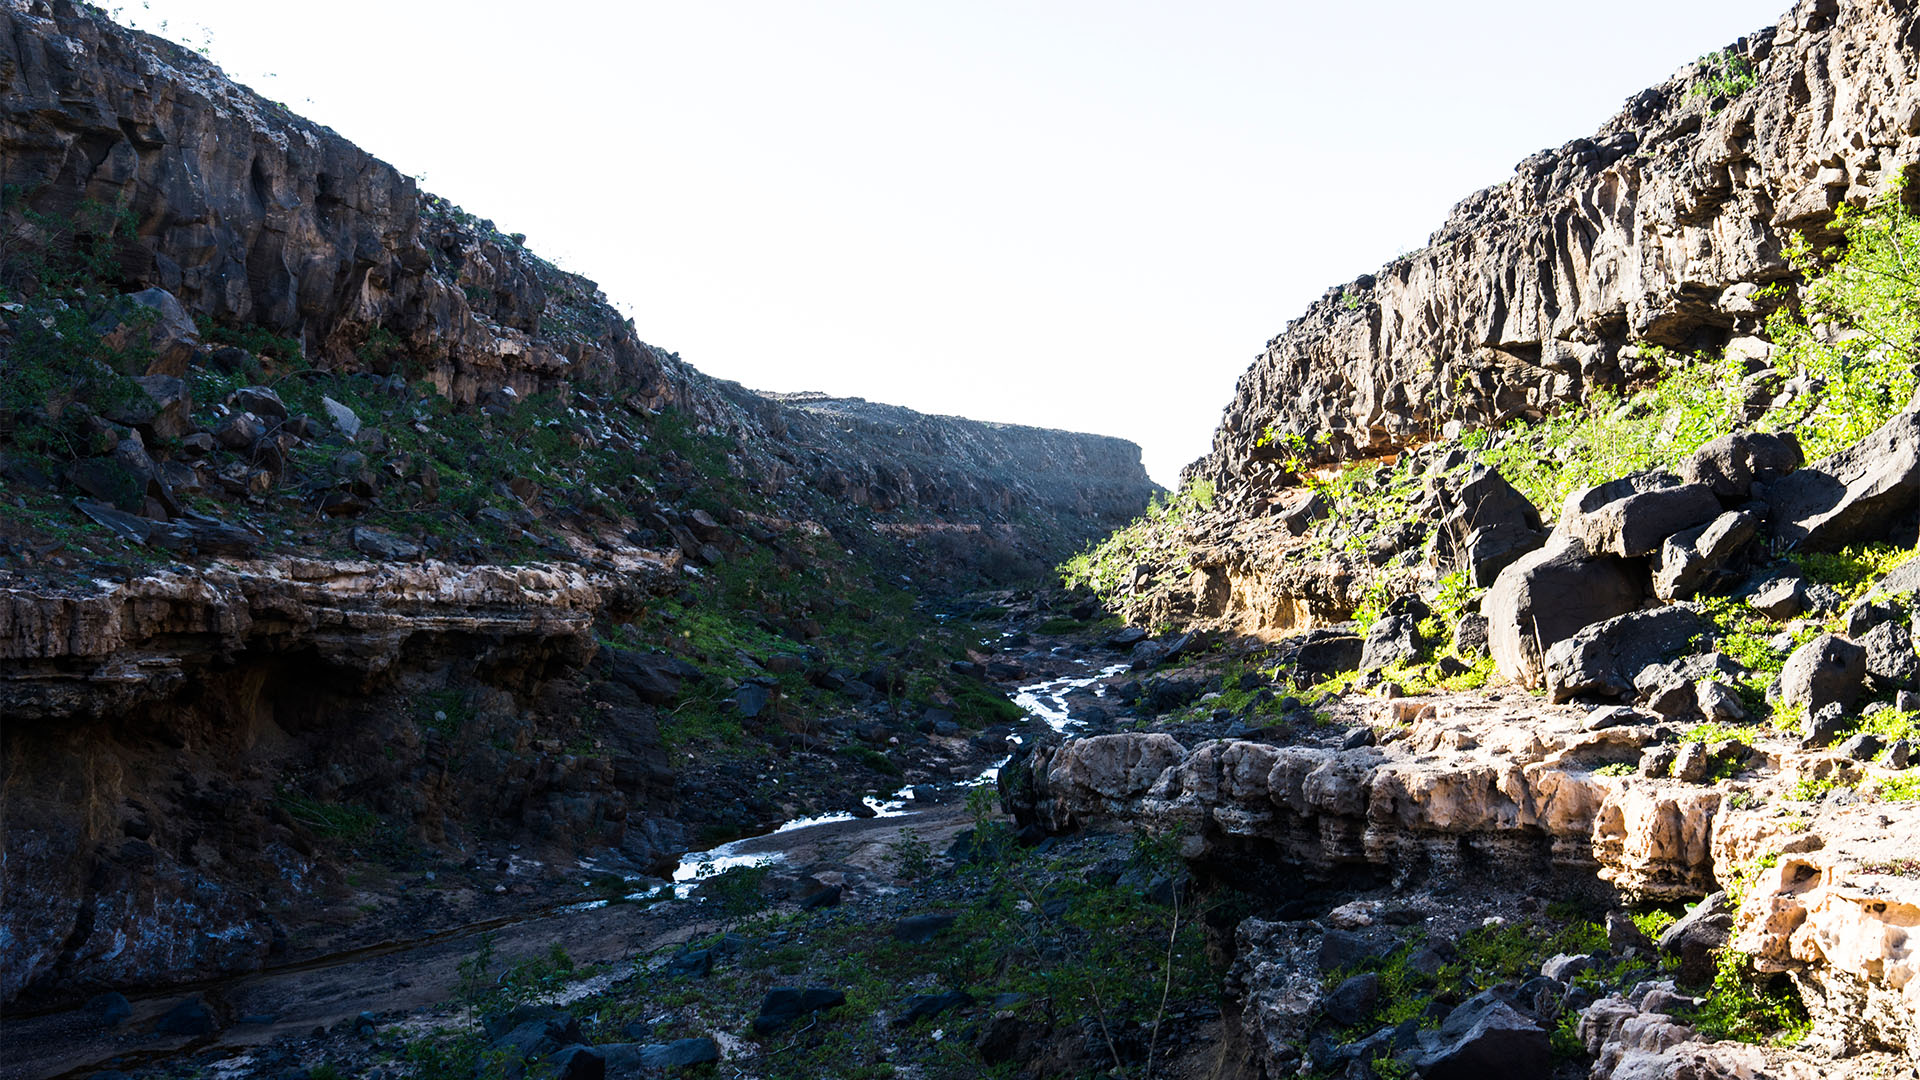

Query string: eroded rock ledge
1004 697 1920 1061
0 552 681 1004
0 553 672 720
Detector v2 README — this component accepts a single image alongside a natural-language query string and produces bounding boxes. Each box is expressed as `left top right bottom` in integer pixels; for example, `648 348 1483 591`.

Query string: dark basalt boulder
1411 991 1548 1080
1486 541 1647 689
1568 483 1722 559
1777 633 1867 718
1681 430 1803 501
1770 396 1920 552
1543 605 1710 703
752 986 846 1033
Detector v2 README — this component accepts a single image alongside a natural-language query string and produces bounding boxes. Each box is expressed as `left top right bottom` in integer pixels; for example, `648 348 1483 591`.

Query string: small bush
1686 948 1809 1045
1059 480 1213 602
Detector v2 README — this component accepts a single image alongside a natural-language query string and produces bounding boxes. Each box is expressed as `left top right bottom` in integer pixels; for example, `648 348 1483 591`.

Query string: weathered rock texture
1188 0 1920 492
0 556 683 1004
0 0 1156 1012
0 0 1155 547
1004 695 1920 1057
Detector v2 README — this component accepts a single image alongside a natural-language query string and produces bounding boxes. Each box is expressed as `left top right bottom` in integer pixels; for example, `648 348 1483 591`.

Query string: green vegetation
1686 948 1809 1045
1470 347 1750 515
1680 722 1752 747
1787 776 1847 802
1857 707 1920 745
1723 852 1779 907
1059 480 1213 596
0 191 150 464
1871 774 1920 801
1472 182 1920 512
1594 762 1636 777
398 827 1224 1079
1321 914 1647 1048
1791 544 1920 604
1765 185 1920 459
275 791 380 841
1630 909 1678 941
1690 49 1757 102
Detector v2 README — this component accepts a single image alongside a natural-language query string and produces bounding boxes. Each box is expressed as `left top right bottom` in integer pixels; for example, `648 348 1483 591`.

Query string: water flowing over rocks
0 0 1156 1022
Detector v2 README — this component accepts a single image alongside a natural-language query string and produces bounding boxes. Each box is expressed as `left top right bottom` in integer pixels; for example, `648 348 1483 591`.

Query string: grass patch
276 791 379 841
1871 774 1920 802
1686 948 1809 1045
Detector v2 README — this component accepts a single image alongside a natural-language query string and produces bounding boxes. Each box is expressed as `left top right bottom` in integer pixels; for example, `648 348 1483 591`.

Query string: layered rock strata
0 554 680 1004
1004 697 1920 1057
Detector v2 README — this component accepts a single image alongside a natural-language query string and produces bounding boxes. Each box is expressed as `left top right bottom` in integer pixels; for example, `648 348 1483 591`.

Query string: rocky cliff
0 0 1153 545
1035 1 1920 1074
1190 0 1917 493
0 0 1154 1014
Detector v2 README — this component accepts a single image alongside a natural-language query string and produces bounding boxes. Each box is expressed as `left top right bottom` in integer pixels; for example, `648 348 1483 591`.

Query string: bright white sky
115 1 1787 486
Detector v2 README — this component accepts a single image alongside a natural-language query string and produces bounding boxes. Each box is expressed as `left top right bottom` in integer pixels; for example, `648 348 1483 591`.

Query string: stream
3 654 1132 1080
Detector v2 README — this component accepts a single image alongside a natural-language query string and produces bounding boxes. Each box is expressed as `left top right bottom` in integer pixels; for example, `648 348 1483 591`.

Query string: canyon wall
0 0 1153 1010
1188 0 1920 496
0 0 1155 544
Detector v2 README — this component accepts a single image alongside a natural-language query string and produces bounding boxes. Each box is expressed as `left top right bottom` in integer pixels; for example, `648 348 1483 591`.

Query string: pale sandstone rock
1011 692 1920 1058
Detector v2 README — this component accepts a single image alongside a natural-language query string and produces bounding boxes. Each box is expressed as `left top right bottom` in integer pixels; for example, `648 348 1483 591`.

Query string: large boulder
1359 614 1428 672
1433 466 1546 585
1567 483 1722 559
1486 542 1647 689
1543 605 1710 703
1777 634 1867 717
104 374 193 440
1860 620 1919 692
752 987 845 1033
1276 628 1365 681
1460 522 1549 589
1652 511 1759 601
1769 396 1920 551
1871 558 1920 603
602 1038 722 1073
1680 430 1803 501
1412 991 1548 1080
1551 472 1679 544
1658 892 1733 984
96 287 200 376
604 649 702 706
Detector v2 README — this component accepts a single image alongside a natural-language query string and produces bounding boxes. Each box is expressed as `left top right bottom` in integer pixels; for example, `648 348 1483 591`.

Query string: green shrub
1690 50 1757 101
1060 480 1213 601
1872 774 1920 802
1764 184 1920 461
276 791 379 840
1686 948 1809 1044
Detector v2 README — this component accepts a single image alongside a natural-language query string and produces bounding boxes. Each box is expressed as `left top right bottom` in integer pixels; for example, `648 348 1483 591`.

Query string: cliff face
0 0 1154 543
0 0 1154 1012
1189 0 1920 494
0 0 663 406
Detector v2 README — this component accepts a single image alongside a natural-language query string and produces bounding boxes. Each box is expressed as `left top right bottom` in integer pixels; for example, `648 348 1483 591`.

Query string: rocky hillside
0 0 1152 551
0 0 1153 1017
1033 1 1920 1077
1189 0 1918 493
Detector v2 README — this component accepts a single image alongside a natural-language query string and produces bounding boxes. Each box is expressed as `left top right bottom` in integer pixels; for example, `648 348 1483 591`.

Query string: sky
112 1 1789 486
